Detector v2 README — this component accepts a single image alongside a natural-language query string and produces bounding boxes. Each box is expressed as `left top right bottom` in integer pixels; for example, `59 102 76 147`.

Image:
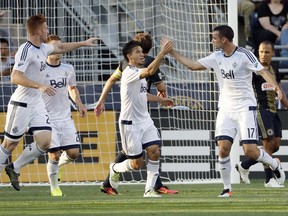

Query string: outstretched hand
84 37 99 47
160 37 173 54
160 98 174 108
275 86 283 101
94 100 104 117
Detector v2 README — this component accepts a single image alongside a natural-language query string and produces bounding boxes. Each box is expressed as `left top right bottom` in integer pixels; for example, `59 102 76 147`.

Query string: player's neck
28 35 42 47
223 44 236 57
47 59 60 66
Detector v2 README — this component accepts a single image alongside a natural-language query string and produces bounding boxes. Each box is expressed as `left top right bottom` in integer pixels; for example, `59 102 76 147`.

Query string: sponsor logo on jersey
221 69 235 79
140 83 147 93
261 82 275 91
50 78 67 88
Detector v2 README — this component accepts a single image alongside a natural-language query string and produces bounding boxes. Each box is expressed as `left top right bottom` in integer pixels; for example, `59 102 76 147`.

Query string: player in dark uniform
95 33 178 195
236 41 288 187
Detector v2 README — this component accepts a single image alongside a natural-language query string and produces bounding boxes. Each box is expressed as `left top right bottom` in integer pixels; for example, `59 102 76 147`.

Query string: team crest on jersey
254 62 258 68
40 61 46 71
12 126 19 134
45 74 50 78
65 71 69 77
267 129 274 136
232 62 238 68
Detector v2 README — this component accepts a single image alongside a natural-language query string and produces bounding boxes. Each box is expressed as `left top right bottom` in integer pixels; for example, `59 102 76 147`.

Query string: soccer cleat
156 186 179 194
143 189 162 198
5 163 20 191
273 158 285 185
58 167 62 183
235 163 250 184
218 189 232 198
51 188 64 196
100 185 120 195
264 178 284 188
109 163 120 189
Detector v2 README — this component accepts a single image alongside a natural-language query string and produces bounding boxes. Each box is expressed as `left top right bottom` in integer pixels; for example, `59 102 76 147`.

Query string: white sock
58 151 74 168
0 145 10 173
218 156 231 191
113 159 133 173
145 159 159 192
13 142 45 173
47 159 59 191
256 148 278 170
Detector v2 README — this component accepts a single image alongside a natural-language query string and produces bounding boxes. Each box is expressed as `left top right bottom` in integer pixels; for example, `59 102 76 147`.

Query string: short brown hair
47 34 61 43
133 33 152 54
26 14 46 35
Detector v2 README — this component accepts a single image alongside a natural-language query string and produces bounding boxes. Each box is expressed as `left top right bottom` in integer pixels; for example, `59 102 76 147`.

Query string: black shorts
257 107 282 139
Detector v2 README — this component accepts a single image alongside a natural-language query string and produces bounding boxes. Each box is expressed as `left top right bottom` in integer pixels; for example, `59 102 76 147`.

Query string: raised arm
94 75 119 117
170 49 206 70
52 37 98 54
68 85 87 118
139 39 173 79
161 36 206 71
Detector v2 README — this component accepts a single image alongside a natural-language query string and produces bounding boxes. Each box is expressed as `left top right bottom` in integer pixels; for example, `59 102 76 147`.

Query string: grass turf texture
0 180 288 216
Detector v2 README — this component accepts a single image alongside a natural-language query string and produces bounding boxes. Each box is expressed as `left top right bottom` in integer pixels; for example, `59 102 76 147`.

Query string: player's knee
2 138 19 152
39 142 50 151
273 144 280 153
67 151 79 160
244 148 258 160
131 158 144 170
146 145 160 160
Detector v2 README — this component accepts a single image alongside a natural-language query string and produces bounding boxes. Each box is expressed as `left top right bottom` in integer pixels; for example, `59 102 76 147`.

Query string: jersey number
46 115 50 124
247 128 255 138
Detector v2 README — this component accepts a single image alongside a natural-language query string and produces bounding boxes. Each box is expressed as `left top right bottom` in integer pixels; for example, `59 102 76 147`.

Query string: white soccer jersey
119 65 150 124
198 47 264 111
42 62 76 121
11 41 54 106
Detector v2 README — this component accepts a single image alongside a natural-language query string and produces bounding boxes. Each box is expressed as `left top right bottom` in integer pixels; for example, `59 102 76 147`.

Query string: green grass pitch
0 180 288 216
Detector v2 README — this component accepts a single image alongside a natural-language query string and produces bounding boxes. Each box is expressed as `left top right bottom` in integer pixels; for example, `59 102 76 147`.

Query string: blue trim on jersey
215 135 233 143
10 100 27 107
237 47 257 63
20 42 32 61
47 144 80 153
142 140 161 149
240 140 258 145
4 131 24 140
28 126 52 135
126 151 144 159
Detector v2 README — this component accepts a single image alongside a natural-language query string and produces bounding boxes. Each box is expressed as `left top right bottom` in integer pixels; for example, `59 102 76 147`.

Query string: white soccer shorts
215 109 258 144
4 100 51 141
119 119 160 157
49 118 80 151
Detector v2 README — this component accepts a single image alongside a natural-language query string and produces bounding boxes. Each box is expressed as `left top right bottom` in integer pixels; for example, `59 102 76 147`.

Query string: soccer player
43 34 87 196
0 14 97 191
236 40 288 187
109 39 174 197
164 25 285 197
0 38 14 81
95 33 178 195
